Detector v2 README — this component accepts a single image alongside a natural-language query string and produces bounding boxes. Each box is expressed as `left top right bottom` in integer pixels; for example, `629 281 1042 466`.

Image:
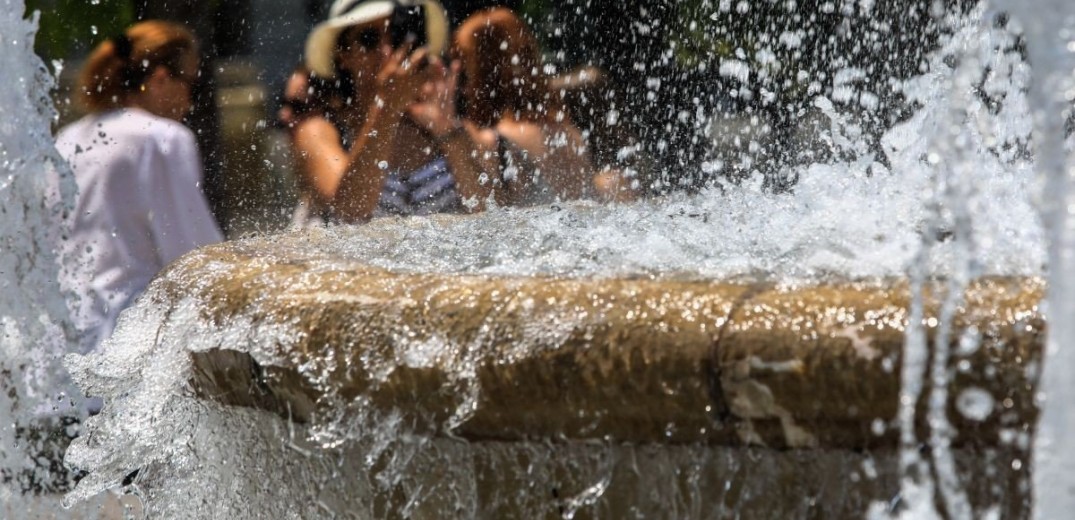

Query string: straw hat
305 0 449 78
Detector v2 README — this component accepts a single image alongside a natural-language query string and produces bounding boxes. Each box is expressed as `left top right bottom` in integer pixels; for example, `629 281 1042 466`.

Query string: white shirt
56 108 222 353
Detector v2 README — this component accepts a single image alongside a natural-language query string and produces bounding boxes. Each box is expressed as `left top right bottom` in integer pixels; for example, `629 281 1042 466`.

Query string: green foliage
518 0 551 26
28 0 135 62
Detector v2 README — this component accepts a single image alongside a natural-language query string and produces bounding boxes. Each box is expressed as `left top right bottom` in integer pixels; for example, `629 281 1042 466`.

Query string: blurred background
30 0 956 237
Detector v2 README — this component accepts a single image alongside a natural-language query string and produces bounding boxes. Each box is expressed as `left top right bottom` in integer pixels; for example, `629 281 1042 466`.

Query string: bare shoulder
293 115 341 141
290 116 348 159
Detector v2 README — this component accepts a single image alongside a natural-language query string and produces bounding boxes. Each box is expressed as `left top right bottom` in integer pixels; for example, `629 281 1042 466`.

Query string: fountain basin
176 237 1042 449
86 229 1043 517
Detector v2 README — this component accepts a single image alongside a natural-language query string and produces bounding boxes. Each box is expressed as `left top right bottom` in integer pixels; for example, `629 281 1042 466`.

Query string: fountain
0 0 1072 518
995 2 1075 520
0 1 118 516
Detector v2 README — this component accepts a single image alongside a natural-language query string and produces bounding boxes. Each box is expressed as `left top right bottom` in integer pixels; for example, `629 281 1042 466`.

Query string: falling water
875 5 1031 518
64 5 1046 517
0 0 83 515
994 1 1075 518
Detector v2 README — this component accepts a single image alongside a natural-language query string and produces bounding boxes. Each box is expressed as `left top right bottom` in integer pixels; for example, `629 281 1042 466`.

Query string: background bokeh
28 0 962 236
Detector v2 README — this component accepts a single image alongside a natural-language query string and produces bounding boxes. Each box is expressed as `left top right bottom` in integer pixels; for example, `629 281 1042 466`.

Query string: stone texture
718 277 1044 450
154 237 1042 517
177 241 1043 450
182 248 750 443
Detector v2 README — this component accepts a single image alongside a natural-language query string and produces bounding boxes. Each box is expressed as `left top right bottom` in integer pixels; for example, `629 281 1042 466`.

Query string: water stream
0 0 86 514
995 1 1075 519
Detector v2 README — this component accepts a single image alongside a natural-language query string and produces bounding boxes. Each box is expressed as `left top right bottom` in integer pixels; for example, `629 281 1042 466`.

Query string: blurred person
549 65 651 203
277 65 315 131
56 20 223 353
289 0 503 225
451 7 593 206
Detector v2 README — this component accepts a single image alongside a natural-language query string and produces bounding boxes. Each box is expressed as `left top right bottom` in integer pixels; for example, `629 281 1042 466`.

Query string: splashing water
0 0 1073 518
64 5 1047 518
0 0 84 514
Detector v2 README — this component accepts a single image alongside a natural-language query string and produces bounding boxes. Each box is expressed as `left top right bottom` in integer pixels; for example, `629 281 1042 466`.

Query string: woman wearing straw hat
289 0 502 224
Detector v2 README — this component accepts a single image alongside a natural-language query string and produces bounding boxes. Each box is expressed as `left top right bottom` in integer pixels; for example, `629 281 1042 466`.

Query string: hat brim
305 0 450 78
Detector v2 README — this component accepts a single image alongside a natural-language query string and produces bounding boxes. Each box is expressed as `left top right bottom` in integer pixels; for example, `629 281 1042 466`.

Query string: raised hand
407 59 462 138
375 45 435 114
278 67 316 130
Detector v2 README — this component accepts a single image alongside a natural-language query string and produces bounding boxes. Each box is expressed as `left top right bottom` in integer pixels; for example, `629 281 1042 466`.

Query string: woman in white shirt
56 21 222 353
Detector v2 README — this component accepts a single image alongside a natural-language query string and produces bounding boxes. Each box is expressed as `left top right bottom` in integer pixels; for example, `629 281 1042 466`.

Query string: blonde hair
78 20 199 112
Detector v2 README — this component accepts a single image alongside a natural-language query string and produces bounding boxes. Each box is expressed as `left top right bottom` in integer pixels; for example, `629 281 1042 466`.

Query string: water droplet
956 387 994 422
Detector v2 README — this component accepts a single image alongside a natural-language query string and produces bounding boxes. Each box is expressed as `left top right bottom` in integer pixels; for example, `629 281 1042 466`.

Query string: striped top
290 156 462 228
290 113 462 227
374 156 462 217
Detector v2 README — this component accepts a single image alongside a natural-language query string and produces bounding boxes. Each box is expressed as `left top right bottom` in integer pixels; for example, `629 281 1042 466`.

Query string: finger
382 43 403 62
421 81 436 99
379 45 417 85
409 47 429 63
424 54 444 73
405 103 423 120
447 60 461 90
405 47 432 70
387 43 411 68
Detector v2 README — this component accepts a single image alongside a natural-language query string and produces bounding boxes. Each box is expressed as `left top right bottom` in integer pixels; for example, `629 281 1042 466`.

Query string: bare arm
496 118 593 202
289 101 404 222
290 116 348 205
408 60 504 211
546 121 593 200
434 123 502 210
288 47 432 223
331 103 404 221
332 47 441 222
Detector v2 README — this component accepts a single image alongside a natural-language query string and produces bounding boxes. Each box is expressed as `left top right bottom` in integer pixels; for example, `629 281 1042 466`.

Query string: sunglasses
341 26 384 52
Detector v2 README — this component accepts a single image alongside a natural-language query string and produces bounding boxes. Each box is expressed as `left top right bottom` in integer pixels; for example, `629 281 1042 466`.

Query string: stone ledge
171 242 1043 450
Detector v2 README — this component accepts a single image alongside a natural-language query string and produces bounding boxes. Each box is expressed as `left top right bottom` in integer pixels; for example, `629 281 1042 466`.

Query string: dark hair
304 68 355 117
79 20 198 112
452 8 551 127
